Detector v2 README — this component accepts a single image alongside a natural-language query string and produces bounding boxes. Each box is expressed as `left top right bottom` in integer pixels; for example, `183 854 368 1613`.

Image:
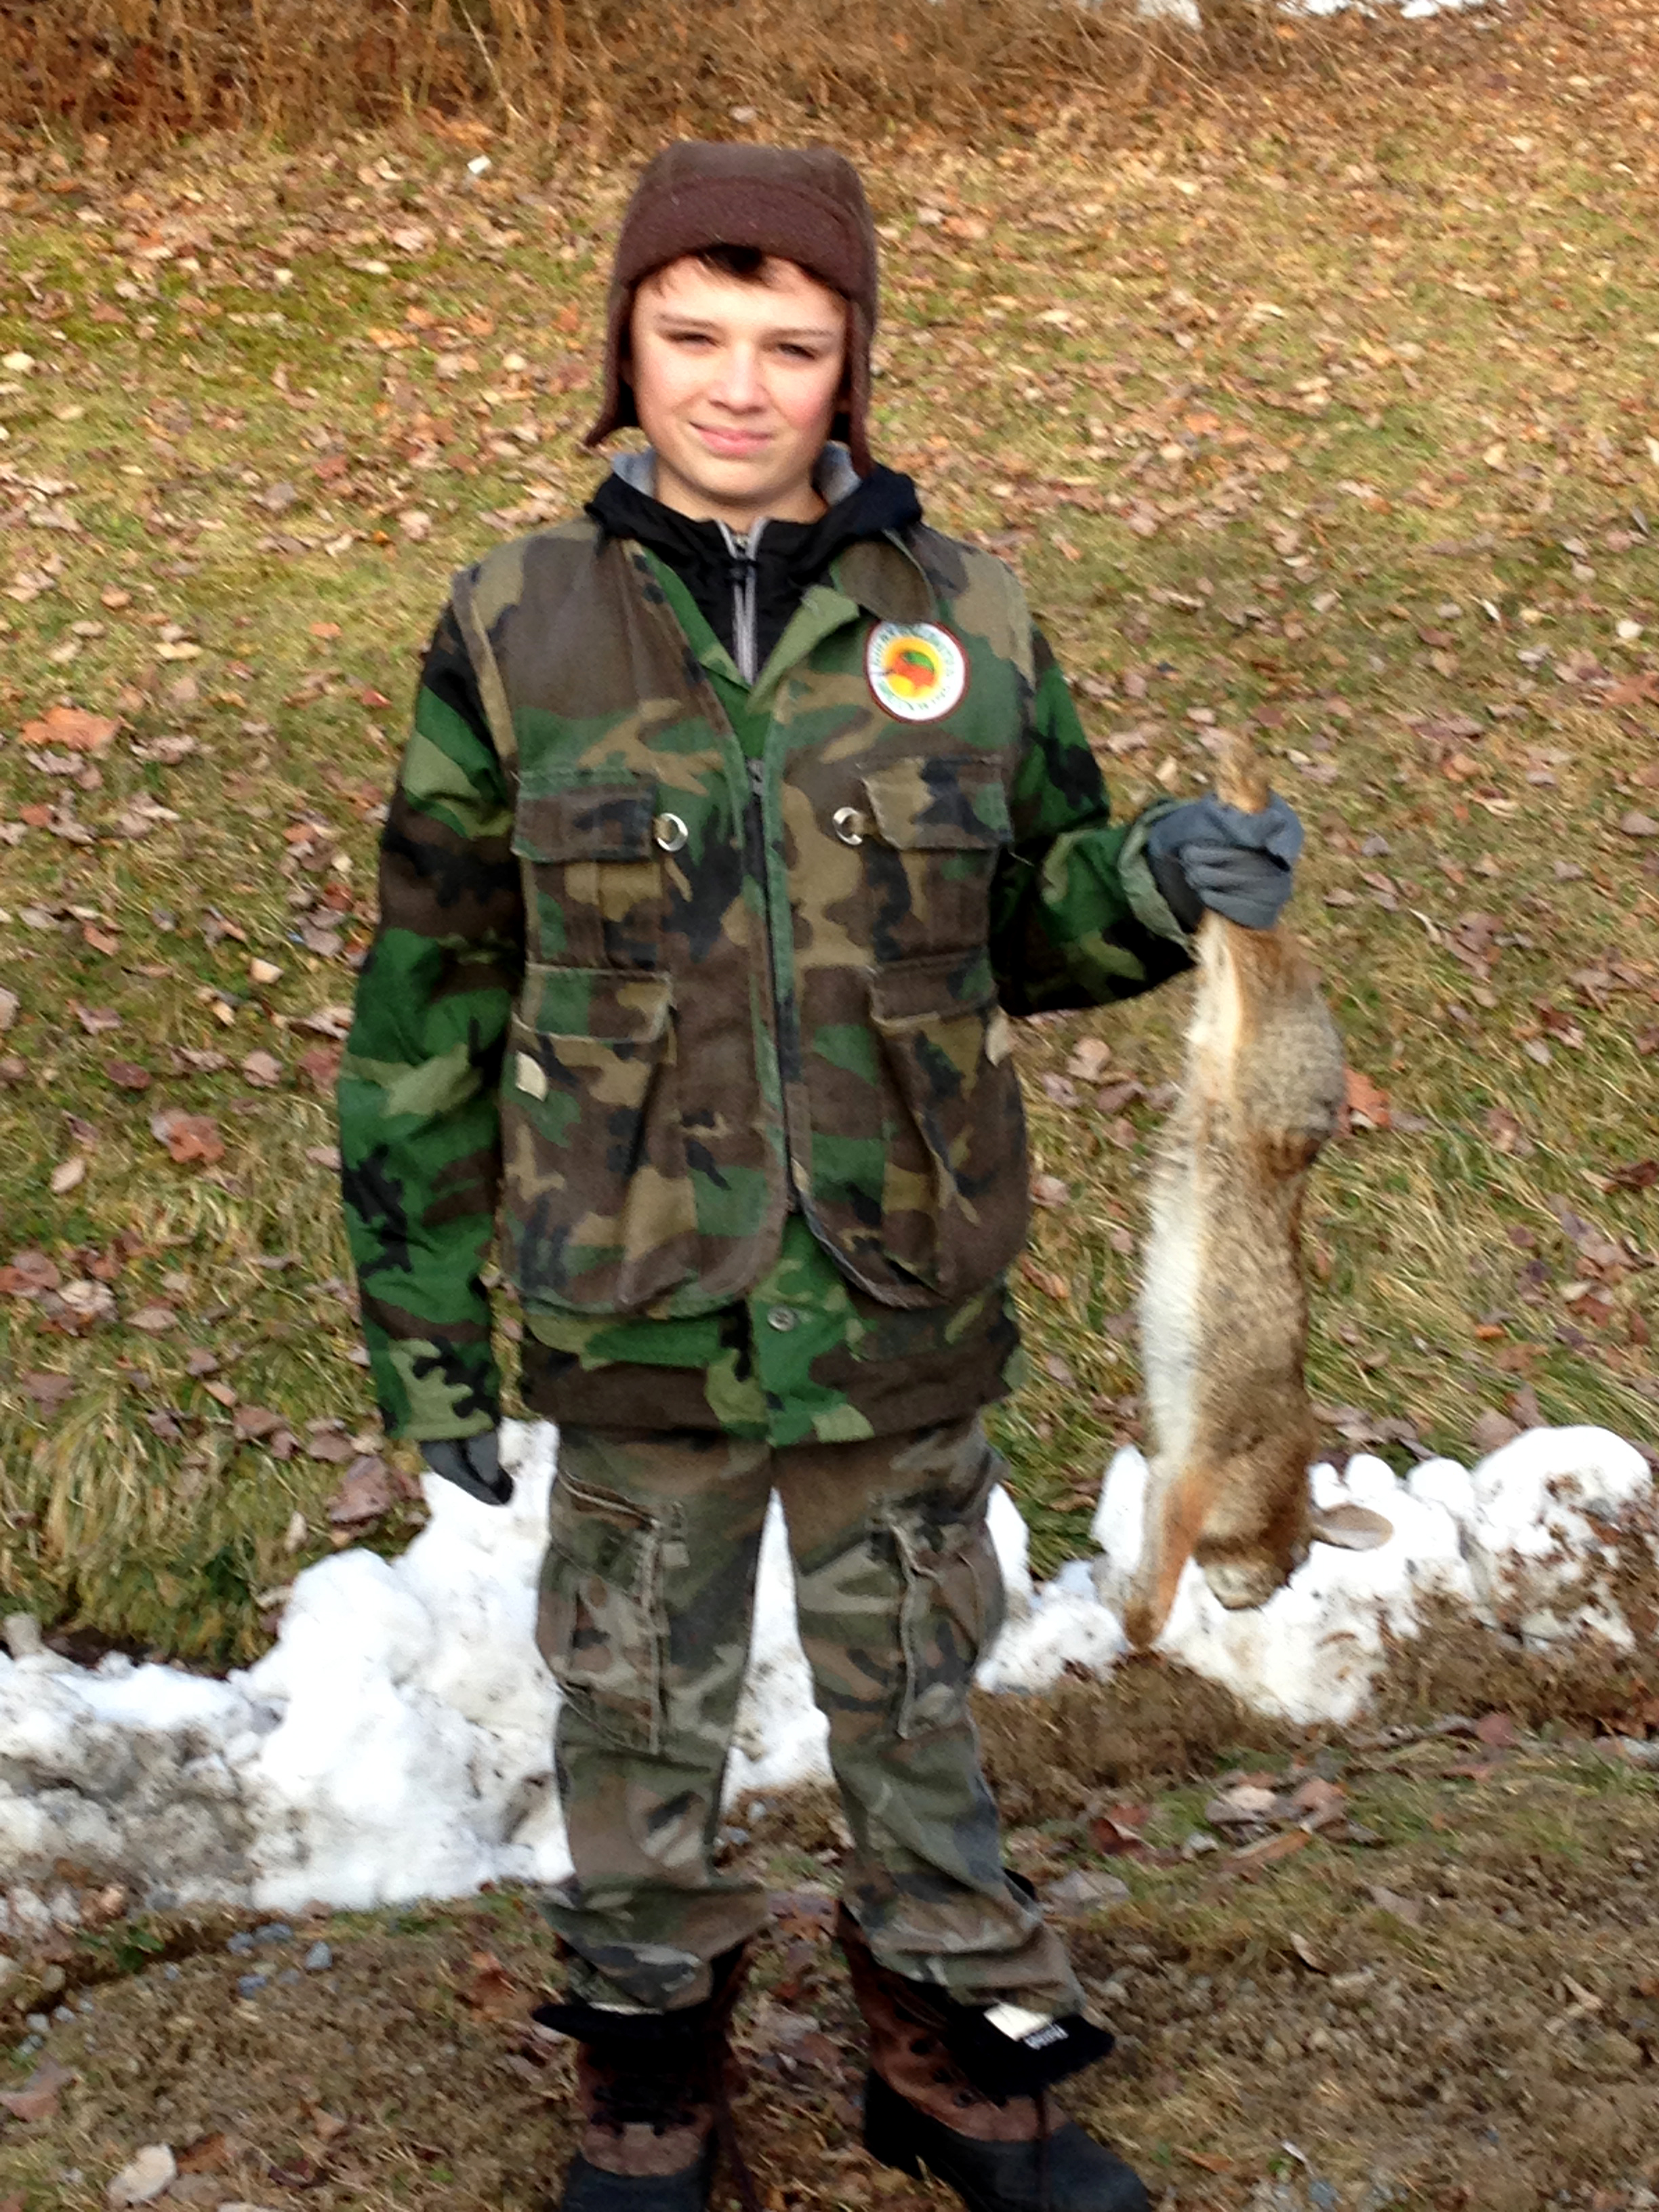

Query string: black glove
421 1431 514 1506
1145 792 1303 933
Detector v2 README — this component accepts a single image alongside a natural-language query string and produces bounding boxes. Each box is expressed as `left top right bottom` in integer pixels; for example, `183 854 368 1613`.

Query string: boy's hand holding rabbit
1145 793 1304 933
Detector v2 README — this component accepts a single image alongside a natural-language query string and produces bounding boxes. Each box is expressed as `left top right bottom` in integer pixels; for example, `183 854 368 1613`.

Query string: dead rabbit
1124 731 1391 1649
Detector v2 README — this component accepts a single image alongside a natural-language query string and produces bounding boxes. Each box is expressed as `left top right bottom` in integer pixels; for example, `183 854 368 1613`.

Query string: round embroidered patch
865 621 968 722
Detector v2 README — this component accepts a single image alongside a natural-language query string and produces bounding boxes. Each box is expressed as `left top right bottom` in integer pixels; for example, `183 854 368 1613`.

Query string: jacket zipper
721 520 764 683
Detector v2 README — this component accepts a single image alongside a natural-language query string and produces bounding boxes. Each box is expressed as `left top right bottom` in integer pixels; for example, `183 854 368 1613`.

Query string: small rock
235 1973 268 1999
225 1931 256 1957
253 1921 293 1947
276 1968 302 1985
107 2144 178 2206
302 1941 333 1972
1042 1868 1132 1917
25 2012 48 2034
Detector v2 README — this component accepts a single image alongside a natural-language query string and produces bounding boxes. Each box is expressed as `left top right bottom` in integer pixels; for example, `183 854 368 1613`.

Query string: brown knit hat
583 140 880 476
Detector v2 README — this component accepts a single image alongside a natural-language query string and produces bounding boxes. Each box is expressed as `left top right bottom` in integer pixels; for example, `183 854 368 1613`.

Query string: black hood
588 449 923 681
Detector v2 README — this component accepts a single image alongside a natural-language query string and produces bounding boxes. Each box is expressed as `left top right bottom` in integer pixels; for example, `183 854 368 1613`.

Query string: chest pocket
512 781 665 970
858 756 1010 962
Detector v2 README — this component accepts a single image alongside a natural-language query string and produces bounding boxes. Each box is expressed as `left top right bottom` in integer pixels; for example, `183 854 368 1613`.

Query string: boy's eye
776 343 821 363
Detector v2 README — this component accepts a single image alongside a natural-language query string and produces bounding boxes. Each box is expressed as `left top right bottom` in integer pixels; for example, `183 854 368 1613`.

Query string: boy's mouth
693 423 771 459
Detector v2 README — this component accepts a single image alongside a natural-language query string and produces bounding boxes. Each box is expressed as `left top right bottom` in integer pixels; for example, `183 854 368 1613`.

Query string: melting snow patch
0 1420 1650 1910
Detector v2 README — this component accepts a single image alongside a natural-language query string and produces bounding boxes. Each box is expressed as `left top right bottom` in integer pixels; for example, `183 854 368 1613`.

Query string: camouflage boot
534 1945 758 2212
838 1907 1149 2212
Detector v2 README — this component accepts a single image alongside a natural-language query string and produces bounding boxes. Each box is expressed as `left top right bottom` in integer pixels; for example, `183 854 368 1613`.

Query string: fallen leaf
1343 1066 1392 1131
1019 1258 1070 1303
105 1059 152 1090
1288 1931 1327 1972
232 1404 284 1442
1367 1883 1425 1927
463 1948 523 2020
3 1249 62 1293
73 1003 121 1036
127 1305 178 1334
240 1049 283 1088
20 705 118 754
50 1155 87 1194
0 2055 74 2121
327 1455 393 1523
20 1371 75 1411
769 1889 836 1942
0 987 16 1032
1235 1828 1312 1866
1179 2150 1235 2175
175 2134 230 2174
1471 1408 1520 1456
1290 1776 1348 1826
1030 1173 1070 1208
1618 811 1659 838
1607 1158 1658 1191
1065 1037 1112 1082
150 1109 226 1166
1475 1711 1516 1750
106 2144 177 2206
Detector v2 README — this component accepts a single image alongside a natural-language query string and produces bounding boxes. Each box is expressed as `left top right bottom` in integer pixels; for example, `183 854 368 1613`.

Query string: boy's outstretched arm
989 628 1197 1015
335 605 525 1442
990 627 1302 1012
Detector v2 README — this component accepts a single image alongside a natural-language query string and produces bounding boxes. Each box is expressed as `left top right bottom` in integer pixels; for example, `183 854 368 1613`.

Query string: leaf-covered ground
2 1668 1657 2211
3 7 1659 1659
4 4 1659 2177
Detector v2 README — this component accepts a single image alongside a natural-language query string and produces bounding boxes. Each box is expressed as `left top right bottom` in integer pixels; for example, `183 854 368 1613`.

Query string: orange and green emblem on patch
866 621 968 722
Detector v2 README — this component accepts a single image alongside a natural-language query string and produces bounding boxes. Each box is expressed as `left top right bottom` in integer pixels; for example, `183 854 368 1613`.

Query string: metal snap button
832 806 865 847
653 811 689 854
766 1305 800 1332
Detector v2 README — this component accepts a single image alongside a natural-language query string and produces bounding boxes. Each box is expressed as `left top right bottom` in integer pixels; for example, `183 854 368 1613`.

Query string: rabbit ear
1309 1502 1394 1551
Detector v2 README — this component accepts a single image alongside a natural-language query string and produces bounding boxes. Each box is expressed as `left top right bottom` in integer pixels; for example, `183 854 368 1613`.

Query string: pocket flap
869 947 998 1027
862 758 1010 851
513 783 657 862
521 962 673 1042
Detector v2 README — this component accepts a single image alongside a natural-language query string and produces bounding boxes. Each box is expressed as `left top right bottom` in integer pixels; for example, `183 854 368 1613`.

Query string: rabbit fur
1124 733 1388 1650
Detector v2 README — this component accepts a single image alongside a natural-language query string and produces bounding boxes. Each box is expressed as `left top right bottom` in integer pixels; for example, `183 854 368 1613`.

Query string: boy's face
628 254 848 529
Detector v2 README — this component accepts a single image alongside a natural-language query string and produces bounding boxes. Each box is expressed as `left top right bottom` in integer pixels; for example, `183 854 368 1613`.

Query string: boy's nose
709 348 764 410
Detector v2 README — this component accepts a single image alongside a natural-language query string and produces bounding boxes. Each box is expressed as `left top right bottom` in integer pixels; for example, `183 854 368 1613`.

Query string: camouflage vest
450 516 1036 1319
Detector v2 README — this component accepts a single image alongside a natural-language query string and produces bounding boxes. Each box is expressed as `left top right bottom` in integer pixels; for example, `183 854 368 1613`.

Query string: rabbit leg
1122 1454 1210 1649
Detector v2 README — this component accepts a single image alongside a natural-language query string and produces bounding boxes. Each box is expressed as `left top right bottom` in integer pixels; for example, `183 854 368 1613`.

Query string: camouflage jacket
337 499 1194 1443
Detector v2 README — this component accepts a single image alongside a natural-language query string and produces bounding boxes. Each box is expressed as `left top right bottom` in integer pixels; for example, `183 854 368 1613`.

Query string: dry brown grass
0 0 1157 146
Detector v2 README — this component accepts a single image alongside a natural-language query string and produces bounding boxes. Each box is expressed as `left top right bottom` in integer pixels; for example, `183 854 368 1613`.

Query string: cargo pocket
858 755 1010 958
536 1476 664 1753
504 964 695 1311
869 949 1027 1298
886 1480 1006 1740
512 779 668 970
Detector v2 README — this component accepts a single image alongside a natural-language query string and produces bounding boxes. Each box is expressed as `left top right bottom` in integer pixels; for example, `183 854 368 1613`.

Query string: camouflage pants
534 1414 1082 2018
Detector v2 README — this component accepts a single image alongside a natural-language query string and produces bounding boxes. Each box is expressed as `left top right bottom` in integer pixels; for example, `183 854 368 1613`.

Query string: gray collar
609 443 862 513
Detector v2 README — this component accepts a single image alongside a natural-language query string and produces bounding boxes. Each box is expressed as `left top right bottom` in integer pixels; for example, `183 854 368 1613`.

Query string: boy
337 141 1301 2212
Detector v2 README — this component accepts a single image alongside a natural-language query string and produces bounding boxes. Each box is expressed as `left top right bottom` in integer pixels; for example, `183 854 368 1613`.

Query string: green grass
2 22 1658 1655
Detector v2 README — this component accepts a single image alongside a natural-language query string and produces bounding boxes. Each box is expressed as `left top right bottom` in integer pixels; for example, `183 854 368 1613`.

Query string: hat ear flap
840 297 873 477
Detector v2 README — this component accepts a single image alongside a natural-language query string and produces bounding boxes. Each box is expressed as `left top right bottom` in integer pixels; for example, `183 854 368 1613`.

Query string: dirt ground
3 1651 1656 2212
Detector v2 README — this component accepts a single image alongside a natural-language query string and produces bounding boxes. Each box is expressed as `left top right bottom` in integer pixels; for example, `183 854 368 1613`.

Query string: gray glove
1145 792 1303 933
421 1431 513 1506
